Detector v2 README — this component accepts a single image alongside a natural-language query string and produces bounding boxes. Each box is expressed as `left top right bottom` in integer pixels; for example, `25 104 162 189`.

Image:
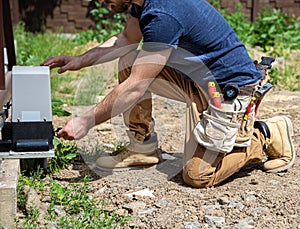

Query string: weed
17 168 47 214
50 178 131 229
111 141 129 156
52 98 71 117
22 207 40 229
17 174 132 228
47 137 78 174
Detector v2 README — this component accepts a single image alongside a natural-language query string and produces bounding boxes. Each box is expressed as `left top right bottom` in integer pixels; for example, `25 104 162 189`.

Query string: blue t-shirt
130 0 262 87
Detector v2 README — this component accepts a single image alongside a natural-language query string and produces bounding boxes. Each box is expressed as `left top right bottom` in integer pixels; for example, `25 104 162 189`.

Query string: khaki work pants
118 51 265 188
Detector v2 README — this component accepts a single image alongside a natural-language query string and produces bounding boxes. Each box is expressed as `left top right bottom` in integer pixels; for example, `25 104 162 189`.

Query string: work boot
255 116 296 173
96 131 161 169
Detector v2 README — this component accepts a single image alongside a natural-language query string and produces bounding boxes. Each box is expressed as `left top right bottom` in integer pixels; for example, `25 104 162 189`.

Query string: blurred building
6 0 300 33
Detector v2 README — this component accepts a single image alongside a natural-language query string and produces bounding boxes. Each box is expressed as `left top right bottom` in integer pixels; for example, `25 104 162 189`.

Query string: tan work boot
260 116 296 173
96 131 161 169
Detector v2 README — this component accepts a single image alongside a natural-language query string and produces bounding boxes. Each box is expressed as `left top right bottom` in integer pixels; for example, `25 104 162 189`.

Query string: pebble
234 218 254 229
228 201 244 210
24 186 41 212
182 221 202 229
218 197 230 205
202 205 220 214
47 222 58 229
123 201 146 213
249 179 259 185
245 195 257 202
95 187 106 195
155 198 170 208
205 215 225 227
251 207 268 216
138 207 155 216
53 205 66 216
177 187 202 196
269 180 280 185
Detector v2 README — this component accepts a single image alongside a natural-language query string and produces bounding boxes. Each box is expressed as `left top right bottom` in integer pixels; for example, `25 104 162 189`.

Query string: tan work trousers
118 51 265 188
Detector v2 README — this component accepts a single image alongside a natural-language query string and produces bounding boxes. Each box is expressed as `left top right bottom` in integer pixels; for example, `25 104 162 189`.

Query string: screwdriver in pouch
242 97 256 128
208 81 216 98
208 82 222 108
212 92 222 108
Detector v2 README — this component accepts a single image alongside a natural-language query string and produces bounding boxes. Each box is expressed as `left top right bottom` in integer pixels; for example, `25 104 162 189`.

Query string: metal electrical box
12 66 52 122
0 66 55 158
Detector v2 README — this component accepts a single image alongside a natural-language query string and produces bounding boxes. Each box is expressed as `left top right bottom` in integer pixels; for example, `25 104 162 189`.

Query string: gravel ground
51 88 300 229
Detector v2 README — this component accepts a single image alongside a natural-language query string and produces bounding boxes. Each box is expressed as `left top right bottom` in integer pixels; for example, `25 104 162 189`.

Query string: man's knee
182 158 216 188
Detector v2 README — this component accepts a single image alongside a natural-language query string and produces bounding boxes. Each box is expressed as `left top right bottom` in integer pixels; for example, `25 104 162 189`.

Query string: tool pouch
193 96 255 153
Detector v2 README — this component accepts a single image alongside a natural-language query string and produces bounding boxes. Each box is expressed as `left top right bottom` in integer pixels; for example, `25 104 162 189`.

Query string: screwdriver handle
212 92 222 108
208 82 216 98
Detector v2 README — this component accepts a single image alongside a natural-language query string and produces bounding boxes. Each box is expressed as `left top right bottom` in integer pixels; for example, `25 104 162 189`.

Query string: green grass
13 22 103 106
15 138 132 228
16 171 131 228
73 68 107 106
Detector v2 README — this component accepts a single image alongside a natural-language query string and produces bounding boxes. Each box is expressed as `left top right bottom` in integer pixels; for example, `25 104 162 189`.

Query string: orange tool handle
212 92 221 108
208 81 216 98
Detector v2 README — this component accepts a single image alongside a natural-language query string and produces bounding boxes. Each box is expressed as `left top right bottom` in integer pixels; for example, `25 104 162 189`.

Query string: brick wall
45 0 95 33
13 0 300 33
211 0 300 21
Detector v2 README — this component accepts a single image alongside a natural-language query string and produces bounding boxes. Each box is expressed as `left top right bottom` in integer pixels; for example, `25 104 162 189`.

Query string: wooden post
0 0 5 90
3 0 16 72
11 0 20 25
252 0 260 21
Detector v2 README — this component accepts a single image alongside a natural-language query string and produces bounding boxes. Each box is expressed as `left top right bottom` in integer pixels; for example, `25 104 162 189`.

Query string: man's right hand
41 55 83 74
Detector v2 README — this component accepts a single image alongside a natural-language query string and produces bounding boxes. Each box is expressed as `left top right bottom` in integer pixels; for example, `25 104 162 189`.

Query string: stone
205 215 225 227
0 159 20 229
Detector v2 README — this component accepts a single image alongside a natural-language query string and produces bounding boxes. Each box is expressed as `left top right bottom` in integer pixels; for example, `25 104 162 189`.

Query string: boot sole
94 149 163 172
266 116 296 173
94 164 157 172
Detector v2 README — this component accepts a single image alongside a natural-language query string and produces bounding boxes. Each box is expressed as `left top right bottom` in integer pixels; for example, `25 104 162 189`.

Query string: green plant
111 141 128 156
269 63 300 91
48 176 131 228
218 3 253 44
17 168 46 213
249 7 300 55
75 2 126 44
209 1 300 55
47 137 78 174
17 174 132 228
52 98 72 117
13 22 80 66
22 207 40 229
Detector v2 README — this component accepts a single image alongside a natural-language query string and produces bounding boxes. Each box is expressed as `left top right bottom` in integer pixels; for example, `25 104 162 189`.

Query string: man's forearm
93 77 151 125
79 34 140 68
91 48 172 128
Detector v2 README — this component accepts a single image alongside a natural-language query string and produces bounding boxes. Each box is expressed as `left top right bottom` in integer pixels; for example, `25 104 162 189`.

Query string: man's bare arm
41 15 142 73
93 48 173 125
57 48 173 140
79 15 143 67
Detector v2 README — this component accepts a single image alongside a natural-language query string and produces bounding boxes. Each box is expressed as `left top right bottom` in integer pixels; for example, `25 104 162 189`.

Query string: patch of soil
51 88 300 229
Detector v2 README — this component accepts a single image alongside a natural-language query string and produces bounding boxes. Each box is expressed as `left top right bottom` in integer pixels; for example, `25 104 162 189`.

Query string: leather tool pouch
193 96 255 153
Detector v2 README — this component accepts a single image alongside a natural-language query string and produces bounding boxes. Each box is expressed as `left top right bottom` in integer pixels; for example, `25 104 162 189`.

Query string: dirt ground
51 76 300 229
